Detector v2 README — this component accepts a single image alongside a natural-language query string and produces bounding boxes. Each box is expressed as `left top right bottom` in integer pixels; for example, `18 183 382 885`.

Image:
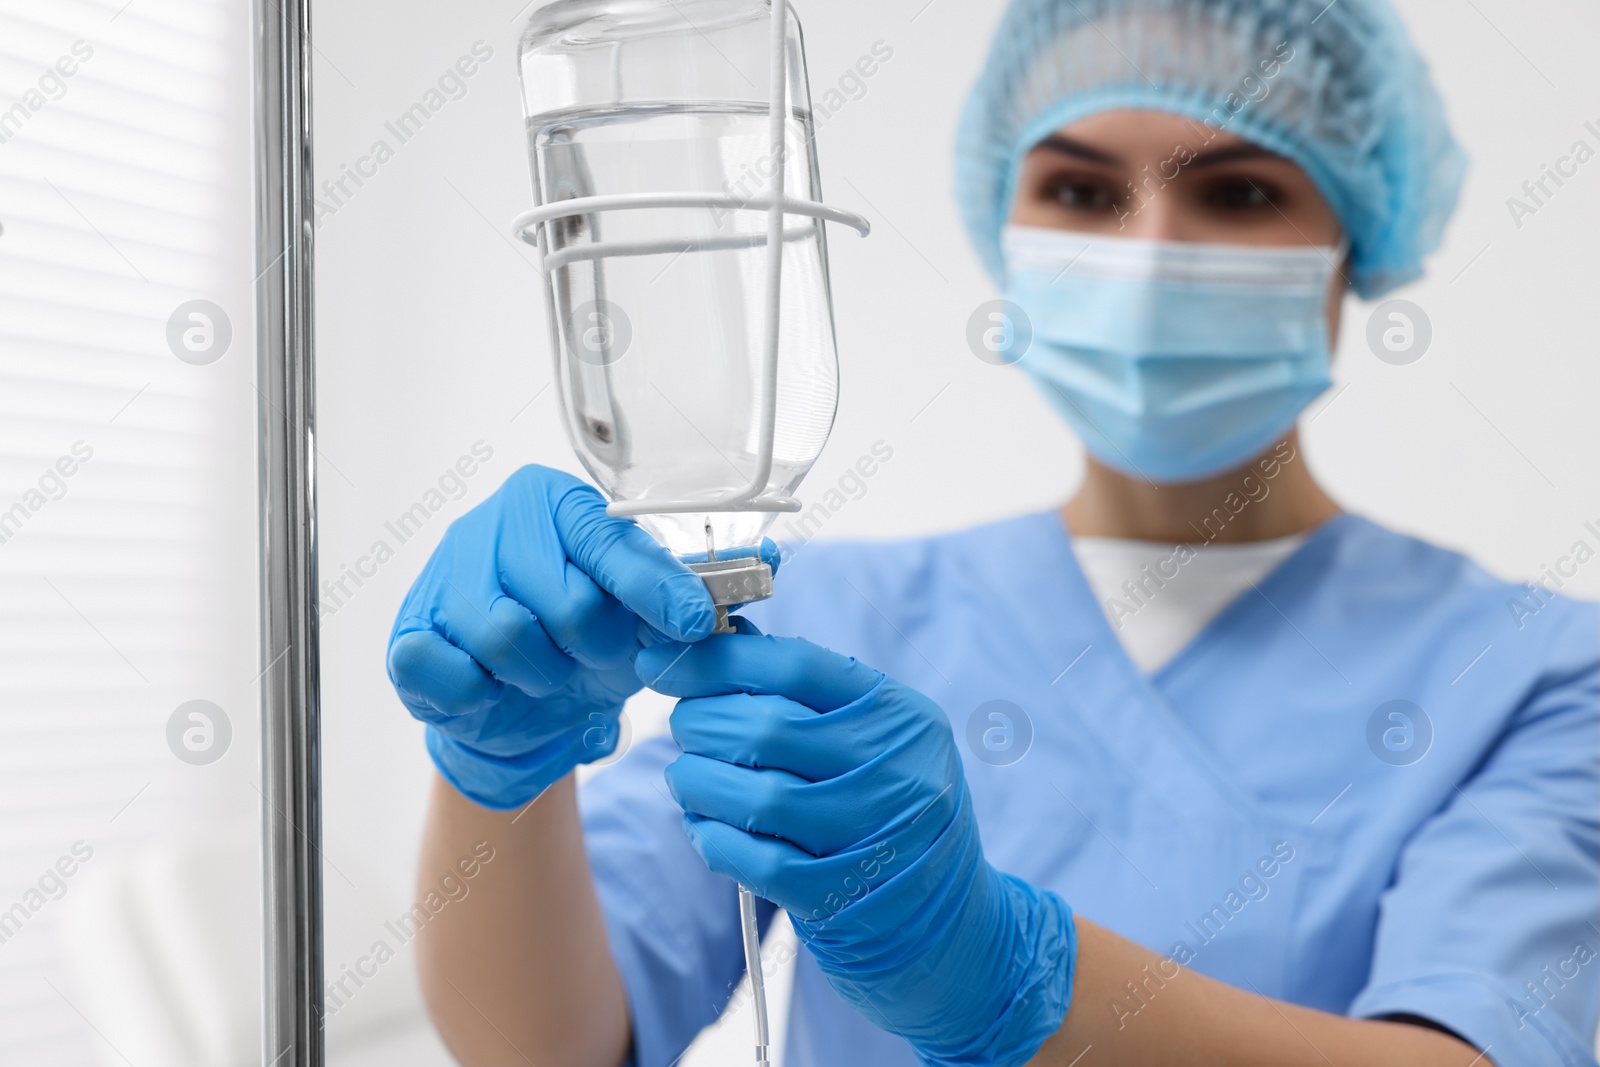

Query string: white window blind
0 1 258 1063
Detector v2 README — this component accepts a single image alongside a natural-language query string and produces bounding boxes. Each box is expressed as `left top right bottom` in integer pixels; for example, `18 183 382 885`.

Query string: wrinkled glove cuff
984 874 1077 1067
901 869 1076 1067
793 789 1077 1067
425 726 582 811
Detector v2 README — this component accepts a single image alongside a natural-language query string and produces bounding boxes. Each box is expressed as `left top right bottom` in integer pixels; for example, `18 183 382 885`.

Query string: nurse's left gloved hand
640 626 1077 1067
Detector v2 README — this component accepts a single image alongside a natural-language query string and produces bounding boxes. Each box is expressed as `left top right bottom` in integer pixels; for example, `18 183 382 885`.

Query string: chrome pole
253 0 322 1061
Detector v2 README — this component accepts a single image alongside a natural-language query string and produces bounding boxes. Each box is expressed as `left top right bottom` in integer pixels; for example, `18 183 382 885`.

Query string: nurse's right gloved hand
648 632 1076 1067
385 465 717 810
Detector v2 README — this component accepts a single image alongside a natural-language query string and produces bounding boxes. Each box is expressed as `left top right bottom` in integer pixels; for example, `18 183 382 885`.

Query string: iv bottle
518 0 842 560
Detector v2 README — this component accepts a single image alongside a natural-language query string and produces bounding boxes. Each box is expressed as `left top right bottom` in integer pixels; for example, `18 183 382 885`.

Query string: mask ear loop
1325 235 1354 291
1317 236 1353 356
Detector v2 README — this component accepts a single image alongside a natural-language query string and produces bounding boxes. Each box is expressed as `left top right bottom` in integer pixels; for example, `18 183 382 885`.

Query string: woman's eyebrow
1032 134 1122 167
1186 143 1279 169
1029 135 1283 171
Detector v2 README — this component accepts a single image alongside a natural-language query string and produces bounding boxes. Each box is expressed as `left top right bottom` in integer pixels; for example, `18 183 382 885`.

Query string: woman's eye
1049 179 1120 214
1205 178 1281 212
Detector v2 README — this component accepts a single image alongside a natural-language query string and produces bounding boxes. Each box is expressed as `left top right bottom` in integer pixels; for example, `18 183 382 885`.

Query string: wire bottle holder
511 1 870 521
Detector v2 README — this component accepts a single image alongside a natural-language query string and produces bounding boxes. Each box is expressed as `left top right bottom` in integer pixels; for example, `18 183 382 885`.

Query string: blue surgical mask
1001 225 1343 484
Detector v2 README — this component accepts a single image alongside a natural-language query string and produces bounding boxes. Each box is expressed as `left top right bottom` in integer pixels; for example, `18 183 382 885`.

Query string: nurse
387 0 1599 1065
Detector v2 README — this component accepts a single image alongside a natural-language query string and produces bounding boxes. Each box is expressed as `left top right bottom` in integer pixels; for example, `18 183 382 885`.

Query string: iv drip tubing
740 884 772 1067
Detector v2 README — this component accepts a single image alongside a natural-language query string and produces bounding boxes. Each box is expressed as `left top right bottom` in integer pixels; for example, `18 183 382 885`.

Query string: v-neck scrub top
579 512 1600 1067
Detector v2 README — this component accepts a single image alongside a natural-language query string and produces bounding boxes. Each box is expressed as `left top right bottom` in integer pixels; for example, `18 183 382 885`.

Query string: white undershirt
1072 534 1308 675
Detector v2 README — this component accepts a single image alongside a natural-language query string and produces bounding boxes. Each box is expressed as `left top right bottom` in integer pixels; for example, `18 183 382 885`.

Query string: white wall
309 0 1600 1060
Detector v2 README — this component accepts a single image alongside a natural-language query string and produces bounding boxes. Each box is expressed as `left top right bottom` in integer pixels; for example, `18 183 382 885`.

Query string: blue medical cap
954 0 1467 298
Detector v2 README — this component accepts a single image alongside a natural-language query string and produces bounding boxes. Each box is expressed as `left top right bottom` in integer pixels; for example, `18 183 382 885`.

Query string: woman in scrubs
385 0 1600 1064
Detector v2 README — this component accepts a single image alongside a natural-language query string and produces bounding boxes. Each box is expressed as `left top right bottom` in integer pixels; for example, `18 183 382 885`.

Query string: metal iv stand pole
254 0 324 1062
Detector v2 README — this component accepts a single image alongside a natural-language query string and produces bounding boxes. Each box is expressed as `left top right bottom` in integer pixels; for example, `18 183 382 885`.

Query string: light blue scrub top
580 512 1600 1067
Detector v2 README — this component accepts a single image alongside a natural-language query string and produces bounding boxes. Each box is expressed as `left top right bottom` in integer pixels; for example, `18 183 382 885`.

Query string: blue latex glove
386 465 728 810
641 625 1077 1067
